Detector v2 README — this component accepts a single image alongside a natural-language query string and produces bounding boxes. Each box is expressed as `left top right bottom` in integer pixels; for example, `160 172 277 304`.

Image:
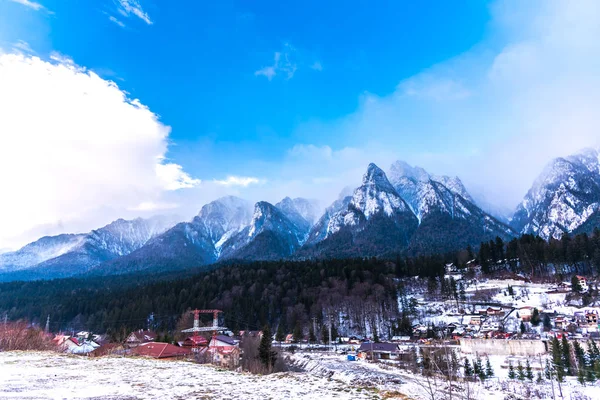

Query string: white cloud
8 0 47 12
157 163 201 190
310 61 323 71
109 15 126 28
255 44 297 80
286 0 600 212
128 201 179 212
214 176 262 187
116 0 152 25
11 40 34 54
0 52 198 249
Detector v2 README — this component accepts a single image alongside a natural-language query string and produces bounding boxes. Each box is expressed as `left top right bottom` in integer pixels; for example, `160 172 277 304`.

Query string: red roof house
131 342 191 359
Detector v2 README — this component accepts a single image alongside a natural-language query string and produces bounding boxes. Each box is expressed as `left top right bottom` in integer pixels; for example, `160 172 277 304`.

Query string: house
357 342 400 360
554 316 568 330
519 306 534 322
486 307 505 317
89 343 125 357
198 346 241 368
576 276 589 292
284 334 294 344
586 310 599 325
53 335 99 355
556 282 572 292
209 335 238 348
239 330 263 339
481 321 500 332
464 315 481 326
132 342 191 359
125 330 157 348
182 335 209 348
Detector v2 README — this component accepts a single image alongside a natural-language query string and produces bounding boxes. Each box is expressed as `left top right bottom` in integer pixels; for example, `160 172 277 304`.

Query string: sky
1 0 600 249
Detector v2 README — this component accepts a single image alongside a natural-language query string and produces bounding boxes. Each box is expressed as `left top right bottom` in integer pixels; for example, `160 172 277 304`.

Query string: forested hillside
1 229 600 339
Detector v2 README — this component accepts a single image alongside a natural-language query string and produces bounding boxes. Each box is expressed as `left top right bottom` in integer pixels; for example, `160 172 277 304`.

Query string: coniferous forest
1 229 600 338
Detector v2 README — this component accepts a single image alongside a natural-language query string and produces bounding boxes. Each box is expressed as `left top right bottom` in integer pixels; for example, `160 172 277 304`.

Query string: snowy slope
511 148 600 240
301 163 419 257
220 201 307 260
0 216 177 278
305 194 352 245
197 196 253 254
90 197 252 276
275 197 320 246
388 161 516 254
0 234 86 272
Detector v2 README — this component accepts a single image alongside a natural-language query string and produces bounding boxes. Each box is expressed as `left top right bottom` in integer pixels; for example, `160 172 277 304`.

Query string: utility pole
45 315 50 333
328 314 332 352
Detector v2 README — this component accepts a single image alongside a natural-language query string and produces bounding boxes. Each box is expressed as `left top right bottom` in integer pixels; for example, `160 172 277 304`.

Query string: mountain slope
90 197 252 275
89 218 217 276
511 148 600 240
302 163 419 257
219 201 307 260
388 161 516 255
0 216 177 279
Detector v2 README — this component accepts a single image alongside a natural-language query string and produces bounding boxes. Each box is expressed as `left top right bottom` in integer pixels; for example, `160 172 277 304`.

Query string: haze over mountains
1 148 599 281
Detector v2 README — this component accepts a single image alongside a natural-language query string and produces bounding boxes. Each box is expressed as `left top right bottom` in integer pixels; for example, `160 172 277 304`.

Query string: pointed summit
363 163 396 192
353 163 410 218
219 201 307 260
512 148 600 239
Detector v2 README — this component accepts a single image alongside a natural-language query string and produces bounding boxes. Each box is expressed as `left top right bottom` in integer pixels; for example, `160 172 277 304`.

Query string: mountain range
2 148 600 281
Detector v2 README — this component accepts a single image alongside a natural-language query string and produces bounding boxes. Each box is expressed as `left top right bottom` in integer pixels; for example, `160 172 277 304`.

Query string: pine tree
258 325 277 372
292 323 303 343
588 339 600 363
525 359 534 381
464 358 473 377
543 314 552 331
517 361 525 381
372 325 380 343
474 357 483 376
275 323 285 344
551 336 564 381
561 336 572 375
520 321 526 334
571 275 583 292
577 368 586 385
545 359 553 380
531 308 541 326
536 372 544 383
308 325 316 343
573 341 585 370
485 357 494 378
508 362 516 379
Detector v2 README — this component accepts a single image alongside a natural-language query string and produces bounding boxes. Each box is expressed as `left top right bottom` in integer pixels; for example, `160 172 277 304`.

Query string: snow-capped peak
511 148 600 240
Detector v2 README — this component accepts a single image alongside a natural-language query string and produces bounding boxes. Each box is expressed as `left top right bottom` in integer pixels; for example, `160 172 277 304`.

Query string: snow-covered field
1 351 597 400
0 351 382 400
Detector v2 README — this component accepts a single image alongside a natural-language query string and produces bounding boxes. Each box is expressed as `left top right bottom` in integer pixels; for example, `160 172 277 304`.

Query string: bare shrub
0 321 56 351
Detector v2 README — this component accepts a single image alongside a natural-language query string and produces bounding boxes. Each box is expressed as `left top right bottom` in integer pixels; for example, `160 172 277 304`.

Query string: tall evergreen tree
517 361 525 381
258 325 277 372
525 359 534 381
551 337 565 382
531 308 541 326
508 362 516 379
485 358 494 378
561 336 572 375
463 358 473 377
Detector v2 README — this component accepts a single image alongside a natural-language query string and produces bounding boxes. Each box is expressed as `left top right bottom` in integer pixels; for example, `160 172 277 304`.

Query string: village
0 269 592 400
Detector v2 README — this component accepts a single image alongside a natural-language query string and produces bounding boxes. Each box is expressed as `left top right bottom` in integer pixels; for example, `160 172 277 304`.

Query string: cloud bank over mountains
2 0 600 249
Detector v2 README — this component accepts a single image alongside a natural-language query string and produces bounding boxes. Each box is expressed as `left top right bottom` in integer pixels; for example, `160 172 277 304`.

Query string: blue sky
0 0 492 175
1 0 600 248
